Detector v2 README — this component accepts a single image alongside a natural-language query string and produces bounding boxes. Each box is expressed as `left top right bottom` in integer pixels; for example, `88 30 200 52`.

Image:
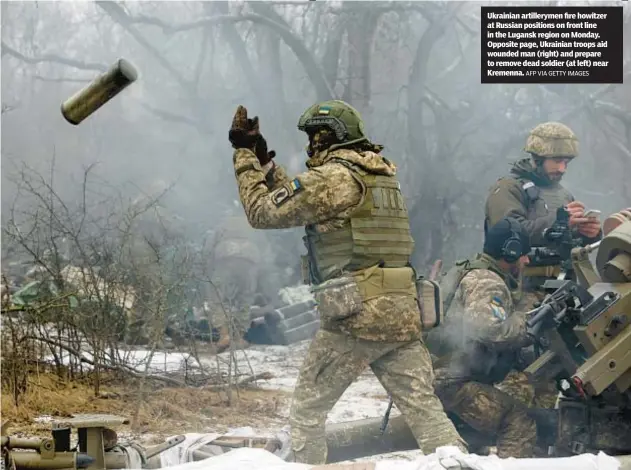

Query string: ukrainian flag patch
290 178 301 191
271 178 303 207
490 296 506 321
318 105 331 115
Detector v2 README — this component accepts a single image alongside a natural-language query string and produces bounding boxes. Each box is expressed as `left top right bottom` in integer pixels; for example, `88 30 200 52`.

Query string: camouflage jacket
433 255 531 383
484 158 601 246
233 147 366 230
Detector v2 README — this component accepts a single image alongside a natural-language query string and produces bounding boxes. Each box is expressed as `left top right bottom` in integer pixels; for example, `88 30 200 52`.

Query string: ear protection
501 218 524 263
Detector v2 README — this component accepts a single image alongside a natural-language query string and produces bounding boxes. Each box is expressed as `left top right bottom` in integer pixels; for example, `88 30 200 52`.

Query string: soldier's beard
546 172 564 182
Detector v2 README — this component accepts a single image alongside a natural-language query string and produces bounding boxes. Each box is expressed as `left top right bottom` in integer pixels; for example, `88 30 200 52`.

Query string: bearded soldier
431 217 537 458
485 122 602 296
484 122 603 411
228 100 467 464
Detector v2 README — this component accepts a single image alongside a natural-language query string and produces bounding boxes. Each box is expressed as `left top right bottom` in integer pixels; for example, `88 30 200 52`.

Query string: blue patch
490 296 506 321
290 178 301 191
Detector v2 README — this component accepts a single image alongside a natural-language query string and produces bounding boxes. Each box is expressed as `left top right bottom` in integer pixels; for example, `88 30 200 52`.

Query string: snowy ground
157 340 426 463
122 339 402 427
31 282 423 462
37 336 426 462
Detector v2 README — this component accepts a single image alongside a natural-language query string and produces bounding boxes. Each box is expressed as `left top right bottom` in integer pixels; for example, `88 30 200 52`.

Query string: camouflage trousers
435 379 537 458
289 329 467 465
496 370 559 409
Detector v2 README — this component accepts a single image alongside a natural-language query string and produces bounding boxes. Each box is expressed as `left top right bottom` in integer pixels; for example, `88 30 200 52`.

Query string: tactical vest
516 176 573 280
516 176 571 222
303 159 414 284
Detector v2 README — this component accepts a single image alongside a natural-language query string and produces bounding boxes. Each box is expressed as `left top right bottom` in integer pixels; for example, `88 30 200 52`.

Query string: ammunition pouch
311 275 363 323
313 265 420 340
353 264 417 300
416 276 442 330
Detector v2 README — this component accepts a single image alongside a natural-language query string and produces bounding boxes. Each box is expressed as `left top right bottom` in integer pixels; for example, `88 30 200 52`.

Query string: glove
229 105 276 166
253 135 276 167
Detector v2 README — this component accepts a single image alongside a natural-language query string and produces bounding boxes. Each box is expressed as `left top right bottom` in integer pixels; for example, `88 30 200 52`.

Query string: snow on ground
219 342 401 425
37 336 402 431
117 339 402 426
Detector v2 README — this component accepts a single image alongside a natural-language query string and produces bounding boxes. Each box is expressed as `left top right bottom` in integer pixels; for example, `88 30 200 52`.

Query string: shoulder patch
490 296 506 321
271 178 303 207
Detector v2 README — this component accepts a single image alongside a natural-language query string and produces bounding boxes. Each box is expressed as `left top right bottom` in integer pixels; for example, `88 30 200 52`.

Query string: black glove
229 105 276 166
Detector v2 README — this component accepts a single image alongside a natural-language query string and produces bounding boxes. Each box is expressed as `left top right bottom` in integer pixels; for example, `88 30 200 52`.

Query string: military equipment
1 432 95 470
526 205 584 280
524 121 579 159
307 212 631 462
524 215 631 456
143 433 287 468
61 59 138 125
302 164 414 285
1 414 184 470
297 100 368 151
247 299 319 346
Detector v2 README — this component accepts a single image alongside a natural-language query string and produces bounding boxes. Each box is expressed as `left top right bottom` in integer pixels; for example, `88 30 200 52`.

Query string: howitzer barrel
8 451 94 470
1 437 54 451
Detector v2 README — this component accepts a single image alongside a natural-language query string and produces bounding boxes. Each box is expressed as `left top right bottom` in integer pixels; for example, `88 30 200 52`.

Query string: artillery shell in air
61 58 138 125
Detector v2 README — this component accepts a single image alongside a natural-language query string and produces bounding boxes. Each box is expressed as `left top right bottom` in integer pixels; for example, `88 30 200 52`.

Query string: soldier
432 217 537 458
228 100 467 464
484 122 603 411
484 122 602 296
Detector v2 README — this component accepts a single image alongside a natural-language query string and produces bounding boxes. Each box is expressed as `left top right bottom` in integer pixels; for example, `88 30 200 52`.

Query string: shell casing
61 58 138 125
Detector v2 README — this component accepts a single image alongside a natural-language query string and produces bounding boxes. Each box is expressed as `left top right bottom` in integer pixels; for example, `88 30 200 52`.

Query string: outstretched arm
233 148 363 229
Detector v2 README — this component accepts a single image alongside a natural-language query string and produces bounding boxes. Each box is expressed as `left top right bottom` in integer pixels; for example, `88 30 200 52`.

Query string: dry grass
1 372 288 439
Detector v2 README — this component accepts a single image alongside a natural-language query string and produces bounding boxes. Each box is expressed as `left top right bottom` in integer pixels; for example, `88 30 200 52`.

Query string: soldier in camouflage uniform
432 218 536 458
484 122 602 409
228 101 467 464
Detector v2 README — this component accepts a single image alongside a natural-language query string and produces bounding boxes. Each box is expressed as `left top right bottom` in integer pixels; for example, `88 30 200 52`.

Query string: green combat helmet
524 121 579 159
297 100 368 152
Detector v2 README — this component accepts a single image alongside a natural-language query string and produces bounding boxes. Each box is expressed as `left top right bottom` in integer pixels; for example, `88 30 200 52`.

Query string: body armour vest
515 175 573 234
304 158 414 284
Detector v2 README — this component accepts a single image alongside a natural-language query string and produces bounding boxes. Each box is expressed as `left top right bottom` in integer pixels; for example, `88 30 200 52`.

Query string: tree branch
1 41 108 72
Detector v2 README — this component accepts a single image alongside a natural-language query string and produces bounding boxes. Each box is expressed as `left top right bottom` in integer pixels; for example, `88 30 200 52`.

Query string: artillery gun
301 210 631 464
1 414 184 470
524 209 631 456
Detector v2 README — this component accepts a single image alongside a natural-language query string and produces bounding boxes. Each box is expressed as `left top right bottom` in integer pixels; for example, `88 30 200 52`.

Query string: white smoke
278 284 314 305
